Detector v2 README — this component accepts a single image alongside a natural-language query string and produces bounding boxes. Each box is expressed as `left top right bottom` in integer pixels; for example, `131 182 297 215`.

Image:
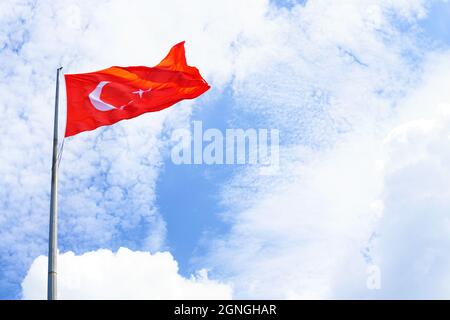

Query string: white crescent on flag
88 81 123 111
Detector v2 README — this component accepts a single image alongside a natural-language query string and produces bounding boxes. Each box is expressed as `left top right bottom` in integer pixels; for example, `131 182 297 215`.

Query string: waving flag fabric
64 41 210 137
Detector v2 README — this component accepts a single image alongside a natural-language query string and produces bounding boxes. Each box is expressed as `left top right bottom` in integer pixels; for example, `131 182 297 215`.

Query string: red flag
64 41 210 137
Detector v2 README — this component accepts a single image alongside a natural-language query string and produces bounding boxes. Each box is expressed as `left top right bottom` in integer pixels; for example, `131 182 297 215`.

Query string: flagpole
48 67 62 300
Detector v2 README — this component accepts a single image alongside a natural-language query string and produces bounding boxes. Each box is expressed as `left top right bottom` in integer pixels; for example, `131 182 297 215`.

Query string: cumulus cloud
368 53 450 299
21 247 232 299
201 0 450 299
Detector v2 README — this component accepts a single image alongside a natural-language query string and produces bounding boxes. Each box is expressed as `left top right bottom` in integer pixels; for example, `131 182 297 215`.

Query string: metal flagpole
48 67 62 300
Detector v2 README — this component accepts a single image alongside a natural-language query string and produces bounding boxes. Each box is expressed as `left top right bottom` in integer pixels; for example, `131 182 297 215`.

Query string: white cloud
21 247 232 299
0 0 279 297
201 1 450 299
368 52 450 299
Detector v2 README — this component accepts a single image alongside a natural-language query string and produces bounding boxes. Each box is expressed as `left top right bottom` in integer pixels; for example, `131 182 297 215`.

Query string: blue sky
156 87 235 275
2 0 450 299
420 0 450 45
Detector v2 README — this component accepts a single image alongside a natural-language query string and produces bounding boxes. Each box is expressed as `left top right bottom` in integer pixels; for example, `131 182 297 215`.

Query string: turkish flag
64 41 210 137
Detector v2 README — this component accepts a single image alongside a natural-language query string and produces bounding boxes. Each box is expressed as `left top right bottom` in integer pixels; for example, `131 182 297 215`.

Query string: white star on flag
132 88 152 98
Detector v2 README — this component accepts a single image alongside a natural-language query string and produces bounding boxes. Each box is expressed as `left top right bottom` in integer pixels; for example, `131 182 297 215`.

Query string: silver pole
48 67 62 300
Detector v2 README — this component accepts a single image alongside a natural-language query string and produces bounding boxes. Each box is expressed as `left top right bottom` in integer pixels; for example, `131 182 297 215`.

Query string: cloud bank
22 247 232 299
201 0 450 299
